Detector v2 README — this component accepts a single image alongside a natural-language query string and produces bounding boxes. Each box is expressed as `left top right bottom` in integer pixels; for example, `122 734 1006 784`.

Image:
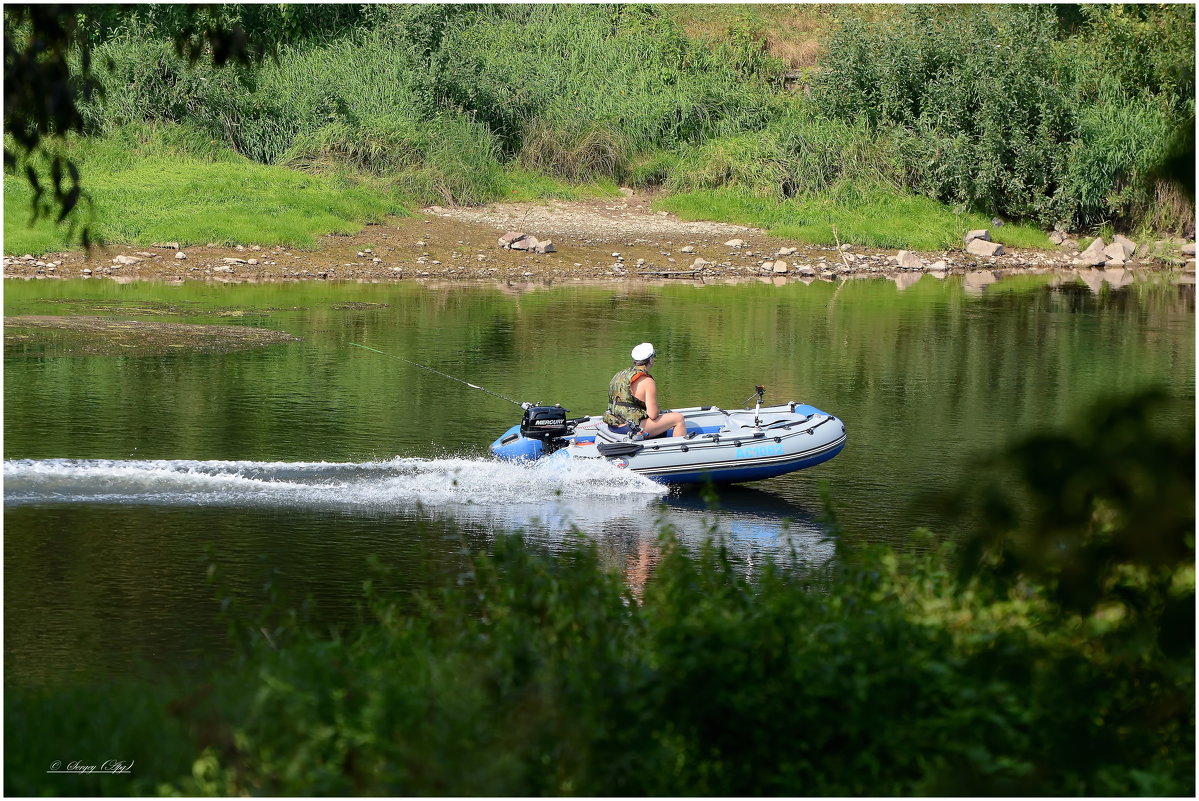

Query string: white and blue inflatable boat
489 397 846 486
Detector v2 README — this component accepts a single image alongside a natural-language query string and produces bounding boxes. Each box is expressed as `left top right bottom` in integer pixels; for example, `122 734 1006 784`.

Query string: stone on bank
967 239 1005 257
1075 237 1108 267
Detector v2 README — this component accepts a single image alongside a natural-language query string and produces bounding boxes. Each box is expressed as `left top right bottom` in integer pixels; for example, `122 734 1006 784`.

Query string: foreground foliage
5 391 1192 796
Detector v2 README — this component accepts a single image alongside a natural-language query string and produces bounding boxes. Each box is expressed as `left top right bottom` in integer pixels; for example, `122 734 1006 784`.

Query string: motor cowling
519 404 570 441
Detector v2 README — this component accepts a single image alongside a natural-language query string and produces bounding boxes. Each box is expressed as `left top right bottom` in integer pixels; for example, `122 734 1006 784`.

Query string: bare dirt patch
3 194 788 284
4 315 301 356
428 191 751 242
4 192 1187 286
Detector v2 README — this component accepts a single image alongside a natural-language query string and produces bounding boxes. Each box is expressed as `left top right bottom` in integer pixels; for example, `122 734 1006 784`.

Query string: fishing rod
350 343 526 408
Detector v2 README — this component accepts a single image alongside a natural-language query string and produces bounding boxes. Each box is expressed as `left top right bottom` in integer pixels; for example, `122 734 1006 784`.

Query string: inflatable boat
489 394 846 486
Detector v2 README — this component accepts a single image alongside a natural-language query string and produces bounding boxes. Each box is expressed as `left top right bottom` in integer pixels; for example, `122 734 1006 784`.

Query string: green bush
812 5 1194 231
1063 97 1178 231
282 113 505 206
667 104 907 198
76 4 786 199
7 525 1191 795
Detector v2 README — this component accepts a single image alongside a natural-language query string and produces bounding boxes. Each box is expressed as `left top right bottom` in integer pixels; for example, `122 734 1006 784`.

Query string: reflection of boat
490 401 847 486
421 491 835 566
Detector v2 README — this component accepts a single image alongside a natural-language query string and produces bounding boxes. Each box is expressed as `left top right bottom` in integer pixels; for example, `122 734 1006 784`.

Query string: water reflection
963 270 998 294
4 456 829 683
1103 267 1134 289
1074 268 1106 294
4 272 1191 685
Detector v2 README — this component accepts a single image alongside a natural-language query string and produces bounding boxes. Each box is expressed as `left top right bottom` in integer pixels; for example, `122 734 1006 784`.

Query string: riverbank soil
3 191 1194 284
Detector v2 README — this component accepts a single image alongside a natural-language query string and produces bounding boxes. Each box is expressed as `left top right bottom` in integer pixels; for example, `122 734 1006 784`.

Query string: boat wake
4 456 831 559
3 456 666 509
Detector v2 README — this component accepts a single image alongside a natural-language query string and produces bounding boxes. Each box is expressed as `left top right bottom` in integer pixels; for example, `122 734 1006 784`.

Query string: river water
4 273 1194 684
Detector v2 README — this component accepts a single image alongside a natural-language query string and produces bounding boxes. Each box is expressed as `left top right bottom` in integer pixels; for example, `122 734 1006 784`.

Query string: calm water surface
4 273 1194 684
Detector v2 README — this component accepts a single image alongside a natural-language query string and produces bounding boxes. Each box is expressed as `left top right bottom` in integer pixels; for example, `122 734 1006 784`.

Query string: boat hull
490 403 846 486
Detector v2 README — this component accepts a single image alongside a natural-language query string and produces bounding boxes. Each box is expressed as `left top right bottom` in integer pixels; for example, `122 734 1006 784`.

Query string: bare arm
635 378 661 420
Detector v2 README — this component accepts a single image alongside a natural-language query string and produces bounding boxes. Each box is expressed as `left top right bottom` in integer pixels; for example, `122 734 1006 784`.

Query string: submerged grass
657 187 1051 251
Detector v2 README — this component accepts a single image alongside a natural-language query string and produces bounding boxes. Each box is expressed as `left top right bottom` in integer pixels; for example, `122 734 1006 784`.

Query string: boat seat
592 422 633 443
593 421 680 443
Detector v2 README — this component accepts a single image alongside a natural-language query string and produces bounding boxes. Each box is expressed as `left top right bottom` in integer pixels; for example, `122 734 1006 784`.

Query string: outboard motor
519 403 570 441
490 403 577 462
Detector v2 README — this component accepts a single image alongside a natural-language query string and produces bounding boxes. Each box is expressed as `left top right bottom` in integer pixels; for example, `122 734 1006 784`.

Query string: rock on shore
3 198 1194 285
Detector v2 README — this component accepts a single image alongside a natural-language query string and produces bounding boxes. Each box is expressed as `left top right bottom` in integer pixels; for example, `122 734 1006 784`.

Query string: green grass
655 186 1052 251
4 128 409 255
3 126 627 255
499 168 620 203
8 5 1189 254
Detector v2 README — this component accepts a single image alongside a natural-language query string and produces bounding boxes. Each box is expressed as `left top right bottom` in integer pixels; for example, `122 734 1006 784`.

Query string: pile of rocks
4 253 63 275
498 231 556 254
1069 234 1195 269
1073 235 1137 267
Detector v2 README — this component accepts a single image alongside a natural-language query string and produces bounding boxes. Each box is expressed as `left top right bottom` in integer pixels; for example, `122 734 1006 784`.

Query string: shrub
517 118 633 183
8 519 1191 795
667 104 908 199
282 113 504 206
812 5 1194 231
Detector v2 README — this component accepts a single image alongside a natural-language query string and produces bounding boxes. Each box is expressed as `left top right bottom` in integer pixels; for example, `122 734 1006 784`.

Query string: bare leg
640 411 687 438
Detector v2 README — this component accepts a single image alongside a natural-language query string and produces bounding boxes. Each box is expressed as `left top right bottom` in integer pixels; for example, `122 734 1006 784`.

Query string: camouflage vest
603 366 650 427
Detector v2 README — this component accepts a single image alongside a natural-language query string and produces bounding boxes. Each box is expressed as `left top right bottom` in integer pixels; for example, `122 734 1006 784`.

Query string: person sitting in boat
602 342 687 441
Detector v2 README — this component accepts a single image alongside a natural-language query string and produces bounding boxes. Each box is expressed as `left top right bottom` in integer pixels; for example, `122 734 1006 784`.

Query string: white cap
631 342 655 362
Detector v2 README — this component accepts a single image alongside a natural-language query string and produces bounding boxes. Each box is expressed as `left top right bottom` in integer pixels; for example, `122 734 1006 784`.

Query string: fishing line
350 342 526 408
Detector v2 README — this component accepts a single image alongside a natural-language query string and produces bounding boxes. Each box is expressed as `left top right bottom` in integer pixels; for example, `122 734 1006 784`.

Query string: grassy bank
3 126 402 254
4 5 1193 255
3 126 619 255
656 187 1050 251
5 392 1194 796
